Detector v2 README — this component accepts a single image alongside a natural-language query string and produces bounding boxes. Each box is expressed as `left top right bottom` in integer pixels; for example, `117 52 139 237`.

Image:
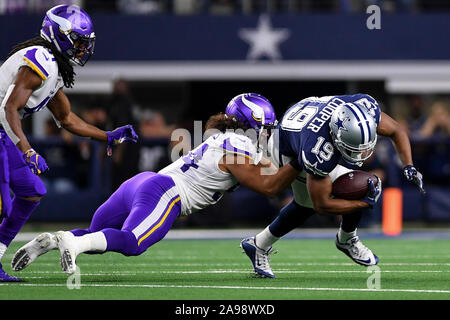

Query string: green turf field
1 238 449 300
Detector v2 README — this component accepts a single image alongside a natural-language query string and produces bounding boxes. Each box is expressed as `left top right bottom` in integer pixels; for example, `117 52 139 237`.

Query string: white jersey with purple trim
159 131 258 215
0 45 63 120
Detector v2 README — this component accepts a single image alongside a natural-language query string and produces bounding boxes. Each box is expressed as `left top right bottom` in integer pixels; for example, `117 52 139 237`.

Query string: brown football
331 170 378 200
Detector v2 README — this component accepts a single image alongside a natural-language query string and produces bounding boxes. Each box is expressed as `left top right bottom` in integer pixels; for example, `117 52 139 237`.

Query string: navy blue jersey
278 94 381 177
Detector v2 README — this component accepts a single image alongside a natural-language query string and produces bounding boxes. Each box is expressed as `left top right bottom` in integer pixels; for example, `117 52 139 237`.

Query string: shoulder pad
221 134 257 161
353 94 381 124
22 46 56 81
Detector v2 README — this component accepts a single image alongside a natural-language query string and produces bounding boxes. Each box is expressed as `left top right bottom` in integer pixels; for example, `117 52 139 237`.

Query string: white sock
0 242 7 262
75 232 107 255
338 228 357 243
255 227 279 250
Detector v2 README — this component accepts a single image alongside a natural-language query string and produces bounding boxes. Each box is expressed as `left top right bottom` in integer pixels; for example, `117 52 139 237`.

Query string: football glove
403 165 425 195
361 174 382 208
106 124 139 156
23 149 48 175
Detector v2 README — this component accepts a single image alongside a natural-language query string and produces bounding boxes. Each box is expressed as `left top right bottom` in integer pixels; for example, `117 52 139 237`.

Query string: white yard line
15 269 449 274
7 262 450 267
1 282 449 294
12 229 450 242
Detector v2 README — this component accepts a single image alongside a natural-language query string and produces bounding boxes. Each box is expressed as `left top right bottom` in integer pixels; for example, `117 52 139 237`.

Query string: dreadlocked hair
205 112 250 132
7 36 75 88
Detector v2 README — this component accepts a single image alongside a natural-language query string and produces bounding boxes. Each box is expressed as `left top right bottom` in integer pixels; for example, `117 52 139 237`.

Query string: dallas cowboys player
240 94 425 278
0 5 138 281
12 93 301 275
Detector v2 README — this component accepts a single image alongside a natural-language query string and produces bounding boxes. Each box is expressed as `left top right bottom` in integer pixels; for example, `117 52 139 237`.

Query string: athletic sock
255 227 279 251
0 242 6 263
74 231 107 255
338 227 357 243
340 211 362 233
268 200 315 238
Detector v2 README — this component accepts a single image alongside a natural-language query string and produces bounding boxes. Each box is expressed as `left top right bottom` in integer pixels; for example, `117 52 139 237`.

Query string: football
331 170 378 200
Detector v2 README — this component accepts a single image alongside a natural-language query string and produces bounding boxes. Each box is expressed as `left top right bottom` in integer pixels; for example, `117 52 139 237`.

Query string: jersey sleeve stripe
23 48 49 80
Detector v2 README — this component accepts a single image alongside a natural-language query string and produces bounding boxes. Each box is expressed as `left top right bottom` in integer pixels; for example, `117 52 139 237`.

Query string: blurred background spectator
1 0 449 227
4 0 450 14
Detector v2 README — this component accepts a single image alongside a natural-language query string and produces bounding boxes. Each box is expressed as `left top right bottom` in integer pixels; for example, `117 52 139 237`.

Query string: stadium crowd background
1 0 449 230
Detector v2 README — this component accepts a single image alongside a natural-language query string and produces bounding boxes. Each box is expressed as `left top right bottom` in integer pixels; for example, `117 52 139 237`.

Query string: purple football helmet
225 93 277 131
40 4 95 66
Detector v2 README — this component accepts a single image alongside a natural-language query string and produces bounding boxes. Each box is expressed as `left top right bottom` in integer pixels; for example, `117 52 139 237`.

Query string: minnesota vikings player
0 5 138 281
12 93 301 275
240 94 425 278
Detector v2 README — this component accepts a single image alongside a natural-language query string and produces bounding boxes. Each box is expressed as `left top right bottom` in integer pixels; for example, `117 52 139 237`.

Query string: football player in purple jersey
240 94 425 278
0 5 138 281
11 93 301 275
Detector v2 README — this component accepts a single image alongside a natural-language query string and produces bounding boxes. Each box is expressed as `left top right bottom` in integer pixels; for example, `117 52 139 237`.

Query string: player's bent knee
134 245 148 256
14 177 47 199
119 230 146 257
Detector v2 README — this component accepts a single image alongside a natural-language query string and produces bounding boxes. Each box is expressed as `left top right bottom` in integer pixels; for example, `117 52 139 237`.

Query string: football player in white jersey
0 5 138 281
12 93 301 275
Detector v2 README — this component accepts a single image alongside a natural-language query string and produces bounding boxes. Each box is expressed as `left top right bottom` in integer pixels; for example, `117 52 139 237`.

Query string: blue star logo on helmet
335 117 348 131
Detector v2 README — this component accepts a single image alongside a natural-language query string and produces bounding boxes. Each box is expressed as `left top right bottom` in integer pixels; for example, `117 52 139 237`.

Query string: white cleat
240 237 276 278
335 234 379 266
55 231 78 275
12 232 57 271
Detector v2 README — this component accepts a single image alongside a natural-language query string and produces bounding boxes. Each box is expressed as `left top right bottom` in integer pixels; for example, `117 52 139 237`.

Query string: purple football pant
71 172 181 256
0 130 46 246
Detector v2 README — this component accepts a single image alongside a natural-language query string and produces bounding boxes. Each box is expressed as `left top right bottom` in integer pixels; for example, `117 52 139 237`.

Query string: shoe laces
348 236 371 258
255 246 277 270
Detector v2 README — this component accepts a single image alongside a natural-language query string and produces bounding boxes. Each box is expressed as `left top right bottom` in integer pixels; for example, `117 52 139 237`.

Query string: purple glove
23 149 49 175
106 124 139 156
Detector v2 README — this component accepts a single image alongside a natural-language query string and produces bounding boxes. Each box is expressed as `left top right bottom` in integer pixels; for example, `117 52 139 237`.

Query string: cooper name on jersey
307 97 345 133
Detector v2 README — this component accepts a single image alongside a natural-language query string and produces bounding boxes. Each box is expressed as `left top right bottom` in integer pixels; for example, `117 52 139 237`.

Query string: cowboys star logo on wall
238 15 290 62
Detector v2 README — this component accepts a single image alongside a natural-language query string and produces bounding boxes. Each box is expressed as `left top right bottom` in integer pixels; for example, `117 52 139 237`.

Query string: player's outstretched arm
47 89 139 156
377 112 413 166
307 173 371 215
220 154 299 198
47 89 108 141
377 112 425 194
